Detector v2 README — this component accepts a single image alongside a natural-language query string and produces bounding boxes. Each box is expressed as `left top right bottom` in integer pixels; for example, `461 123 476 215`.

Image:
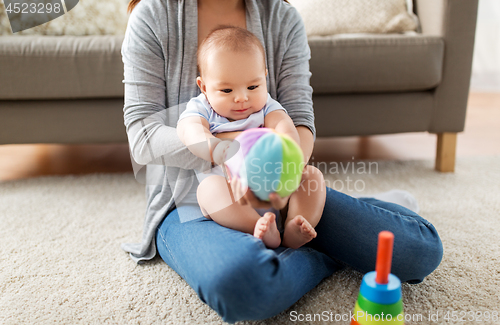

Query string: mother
121 0 443 322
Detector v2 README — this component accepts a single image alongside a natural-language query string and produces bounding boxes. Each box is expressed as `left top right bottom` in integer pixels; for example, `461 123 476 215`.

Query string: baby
177 26 326 249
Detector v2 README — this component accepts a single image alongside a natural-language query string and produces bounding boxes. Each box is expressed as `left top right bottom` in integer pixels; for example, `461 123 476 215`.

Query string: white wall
470 0 500 92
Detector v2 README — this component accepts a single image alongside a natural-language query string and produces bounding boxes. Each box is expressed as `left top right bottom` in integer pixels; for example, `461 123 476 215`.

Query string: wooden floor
1 92 499 182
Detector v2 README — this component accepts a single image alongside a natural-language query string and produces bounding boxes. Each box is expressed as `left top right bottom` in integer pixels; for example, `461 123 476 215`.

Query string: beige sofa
0 0 478 172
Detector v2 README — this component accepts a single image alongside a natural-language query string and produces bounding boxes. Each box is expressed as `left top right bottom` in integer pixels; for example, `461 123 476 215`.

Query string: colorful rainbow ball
225 128 304 201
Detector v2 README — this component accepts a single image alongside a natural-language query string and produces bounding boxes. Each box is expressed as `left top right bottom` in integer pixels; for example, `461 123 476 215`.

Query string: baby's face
197 48 268 121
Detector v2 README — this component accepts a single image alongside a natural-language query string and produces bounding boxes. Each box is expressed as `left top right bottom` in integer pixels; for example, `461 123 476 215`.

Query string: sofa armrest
417 0 479 133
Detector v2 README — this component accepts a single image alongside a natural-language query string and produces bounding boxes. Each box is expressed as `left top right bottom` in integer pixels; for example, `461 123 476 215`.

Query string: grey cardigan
121 0 315 263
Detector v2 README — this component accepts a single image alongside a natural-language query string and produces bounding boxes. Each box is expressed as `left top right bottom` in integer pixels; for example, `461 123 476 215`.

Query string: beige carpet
1 156 499 324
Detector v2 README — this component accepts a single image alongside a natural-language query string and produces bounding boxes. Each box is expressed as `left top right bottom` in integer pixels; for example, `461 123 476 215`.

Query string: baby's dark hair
197 26 266 76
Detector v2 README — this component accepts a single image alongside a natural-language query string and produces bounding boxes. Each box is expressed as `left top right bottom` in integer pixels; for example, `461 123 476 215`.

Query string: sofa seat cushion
0 35 124 100
309 34 444 94
0 34 444 100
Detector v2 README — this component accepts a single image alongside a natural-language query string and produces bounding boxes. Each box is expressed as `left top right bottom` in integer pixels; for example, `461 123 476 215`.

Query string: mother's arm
121 5 211 172
296 126 314 164
276 7 316 164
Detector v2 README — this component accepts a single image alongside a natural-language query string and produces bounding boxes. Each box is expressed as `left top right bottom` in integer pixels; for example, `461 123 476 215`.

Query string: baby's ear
197 77 206 94
265 69 268 77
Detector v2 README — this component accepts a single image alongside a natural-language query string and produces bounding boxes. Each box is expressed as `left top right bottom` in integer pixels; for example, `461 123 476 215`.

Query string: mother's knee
420 232 443 279
196 244 282 322
395 228 443 283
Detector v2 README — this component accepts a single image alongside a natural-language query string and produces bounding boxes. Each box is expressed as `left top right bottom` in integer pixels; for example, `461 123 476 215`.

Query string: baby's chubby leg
282 165 326 249
197 175 258 233
197 175 280 247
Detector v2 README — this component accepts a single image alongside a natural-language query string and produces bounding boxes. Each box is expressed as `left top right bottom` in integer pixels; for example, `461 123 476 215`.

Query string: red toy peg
375 231 394 284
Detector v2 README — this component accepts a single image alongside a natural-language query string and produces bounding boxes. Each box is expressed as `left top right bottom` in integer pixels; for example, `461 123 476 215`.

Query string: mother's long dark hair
127 0 288 14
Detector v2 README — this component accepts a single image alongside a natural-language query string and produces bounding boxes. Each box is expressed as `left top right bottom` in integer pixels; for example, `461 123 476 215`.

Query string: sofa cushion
0 35 124 100
309 34 444 94
288 0 418 36
0 33 444 100
0 0 128 36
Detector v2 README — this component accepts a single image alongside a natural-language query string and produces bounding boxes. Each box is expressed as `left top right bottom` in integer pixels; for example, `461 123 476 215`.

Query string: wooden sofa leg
435 133 457 172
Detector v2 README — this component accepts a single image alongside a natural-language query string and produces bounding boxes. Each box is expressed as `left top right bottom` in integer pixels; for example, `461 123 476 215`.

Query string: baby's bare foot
254 212 281 248
282 215 317 249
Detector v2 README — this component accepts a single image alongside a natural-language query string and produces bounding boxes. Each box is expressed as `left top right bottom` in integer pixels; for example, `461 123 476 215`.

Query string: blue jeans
156 187 443 323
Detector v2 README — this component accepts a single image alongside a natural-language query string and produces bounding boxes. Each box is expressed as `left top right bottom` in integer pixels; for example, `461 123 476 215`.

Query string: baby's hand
229 176 290 210
212 140 232 166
